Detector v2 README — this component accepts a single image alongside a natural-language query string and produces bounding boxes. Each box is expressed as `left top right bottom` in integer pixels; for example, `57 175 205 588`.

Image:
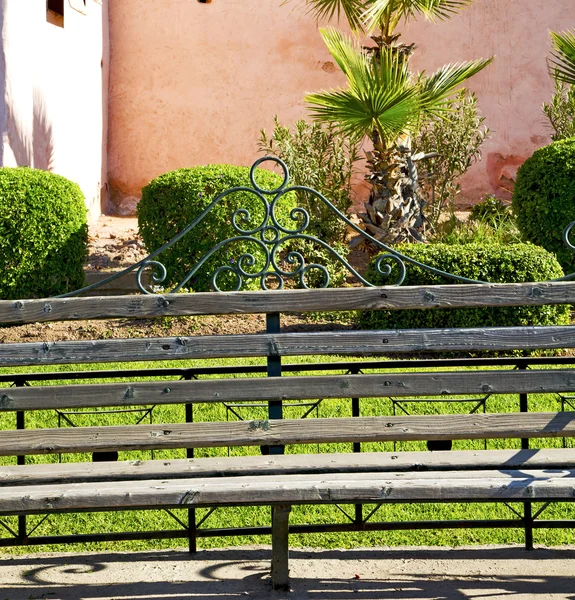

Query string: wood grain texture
271 504 291 591
1 369 574 411
1 282 574 323
0 470 574 515
1 327 575 367
3 449 575 487
2 412 575 456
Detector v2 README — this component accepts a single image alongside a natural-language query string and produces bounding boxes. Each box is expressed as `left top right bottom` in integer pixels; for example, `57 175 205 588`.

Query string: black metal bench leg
524 502 534 551
271 504 291 591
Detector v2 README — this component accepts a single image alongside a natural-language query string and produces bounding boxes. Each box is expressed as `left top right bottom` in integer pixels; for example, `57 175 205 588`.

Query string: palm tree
292 0 492 245
550 30 575 86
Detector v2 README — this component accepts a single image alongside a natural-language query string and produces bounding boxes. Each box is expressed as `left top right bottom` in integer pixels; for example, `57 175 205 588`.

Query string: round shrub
138 165 299 292
513 138 575 274
0 167 87 299
358 243 569 330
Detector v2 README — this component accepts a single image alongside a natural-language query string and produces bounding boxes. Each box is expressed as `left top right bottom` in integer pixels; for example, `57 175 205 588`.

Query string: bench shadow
1 547 575 599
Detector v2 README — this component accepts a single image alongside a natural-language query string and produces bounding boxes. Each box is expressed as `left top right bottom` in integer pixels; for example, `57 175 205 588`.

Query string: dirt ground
1 545 575 600
86 216 147 271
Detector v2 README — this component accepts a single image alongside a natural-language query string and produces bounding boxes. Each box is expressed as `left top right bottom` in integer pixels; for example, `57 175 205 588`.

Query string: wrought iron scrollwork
58 156 575 297
564 222 575 252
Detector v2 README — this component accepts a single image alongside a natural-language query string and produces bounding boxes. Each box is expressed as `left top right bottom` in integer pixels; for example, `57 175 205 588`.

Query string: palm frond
285 0 369 31
419 58 493 116
306 86 419 143
364 0 474 32
306 31 420 142
550 30 575 86
419 0 475 21
319 27 371 82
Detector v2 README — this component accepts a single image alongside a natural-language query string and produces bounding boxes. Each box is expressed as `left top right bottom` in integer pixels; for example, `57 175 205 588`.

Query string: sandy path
1 545 575 599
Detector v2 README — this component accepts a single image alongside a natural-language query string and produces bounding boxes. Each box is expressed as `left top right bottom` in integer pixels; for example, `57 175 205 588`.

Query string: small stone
116 195 139 217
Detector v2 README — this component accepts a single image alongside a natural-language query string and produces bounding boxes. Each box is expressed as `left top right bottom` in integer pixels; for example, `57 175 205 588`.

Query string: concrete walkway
1 545 575 600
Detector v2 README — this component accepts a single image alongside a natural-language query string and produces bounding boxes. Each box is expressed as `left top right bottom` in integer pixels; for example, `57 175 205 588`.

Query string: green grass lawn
1 356 574 553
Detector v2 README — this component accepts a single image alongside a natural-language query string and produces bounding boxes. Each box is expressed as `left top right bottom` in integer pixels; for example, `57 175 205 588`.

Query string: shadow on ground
1 546 575 600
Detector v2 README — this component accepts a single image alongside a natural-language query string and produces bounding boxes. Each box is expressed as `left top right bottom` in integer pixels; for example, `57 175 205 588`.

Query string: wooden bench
1 282 575 590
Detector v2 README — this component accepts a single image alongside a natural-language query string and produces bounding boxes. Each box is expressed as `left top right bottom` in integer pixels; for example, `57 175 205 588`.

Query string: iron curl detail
268 245 329 289
137 261 167 294
249 156 289 195
374 254 407 286
55 155 575 297
210 251 270 293
270 191 310 234
228 188 270 235
260 272 284 291
564 221 575 251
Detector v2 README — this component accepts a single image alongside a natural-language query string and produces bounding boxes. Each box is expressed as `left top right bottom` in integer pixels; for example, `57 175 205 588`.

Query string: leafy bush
433 196 520 246
415 90 489 227
258 117 359 245
513 139 575 275
469 195 512 223
138 165 305 292
543 80 575 141
433 215 522 246
358 243 569 330
0 167 87 299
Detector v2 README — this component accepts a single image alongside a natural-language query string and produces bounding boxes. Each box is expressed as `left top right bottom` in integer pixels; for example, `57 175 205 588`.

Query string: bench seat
1 459 575 515
3 448 575 485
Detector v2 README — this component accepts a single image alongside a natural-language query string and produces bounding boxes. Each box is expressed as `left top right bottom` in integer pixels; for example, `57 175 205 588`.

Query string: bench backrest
1 411 575 457
0 281 573 456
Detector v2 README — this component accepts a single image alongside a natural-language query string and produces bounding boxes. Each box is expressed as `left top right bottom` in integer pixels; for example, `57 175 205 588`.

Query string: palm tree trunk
355 39 426 247
357 130 427 246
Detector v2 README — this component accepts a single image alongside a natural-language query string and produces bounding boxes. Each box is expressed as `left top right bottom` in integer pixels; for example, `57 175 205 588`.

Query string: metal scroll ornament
59 157 575 297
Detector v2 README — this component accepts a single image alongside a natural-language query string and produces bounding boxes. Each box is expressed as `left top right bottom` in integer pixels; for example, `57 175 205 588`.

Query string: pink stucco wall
403 0 573 201
108 0 574 213
1 0 107 221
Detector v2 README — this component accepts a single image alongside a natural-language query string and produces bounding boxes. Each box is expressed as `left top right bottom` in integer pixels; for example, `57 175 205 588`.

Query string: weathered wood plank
1 369 574 412
1 327 574 367
0 470 574 515
3 449 575 487
1 412 574 456
1 282 574 324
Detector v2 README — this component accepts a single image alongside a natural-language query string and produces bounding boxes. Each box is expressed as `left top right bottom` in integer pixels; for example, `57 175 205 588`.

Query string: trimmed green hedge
0 167 87 299
358 243 569 330
513 138 575 274
138 165 297 292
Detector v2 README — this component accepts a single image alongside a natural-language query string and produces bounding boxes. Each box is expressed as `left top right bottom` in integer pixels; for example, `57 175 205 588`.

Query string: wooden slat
2 282 574 324
1 412 574 456
0 470 574 515
1 326 574 367
3 448 575 487
1 369 575 411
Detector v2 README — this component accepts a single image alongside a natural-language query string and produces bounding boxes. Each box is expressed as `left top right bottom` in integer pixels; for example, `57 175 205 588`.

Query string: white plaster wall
1 0 107 221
